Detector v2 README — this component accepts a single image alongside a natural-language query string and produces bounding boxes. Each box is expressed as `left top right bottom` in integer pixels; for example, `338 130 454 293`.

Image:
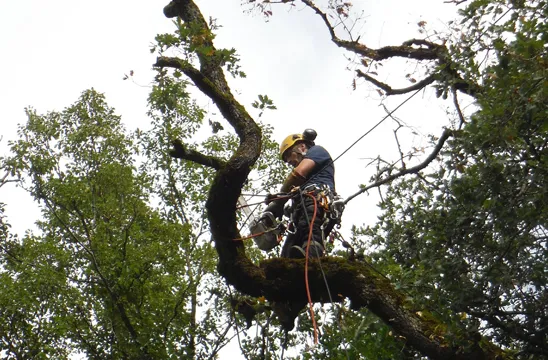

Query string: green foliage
1 74 288 358
3 1 546 358
0 200 72 358
289 305 415 360
356 0 547 356
443 0 547 93
251 94 277 118
1 89 220 358
152 18 246 78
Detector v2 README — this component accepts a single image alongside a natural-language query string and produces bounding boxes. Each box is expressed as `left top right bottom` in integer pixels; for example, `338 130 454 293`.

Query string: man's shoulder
308 145 331 157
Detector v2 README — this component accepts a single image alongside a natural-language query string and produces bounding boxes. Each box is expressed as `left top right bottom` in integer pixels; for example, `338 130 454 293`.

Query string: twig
452 88 467 129
357 70 436 95
345 129 454 204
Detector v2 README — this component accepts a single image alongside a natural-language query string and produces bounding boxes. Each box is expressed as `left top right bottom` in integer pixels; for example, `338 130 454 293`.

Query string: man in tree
260 129 339 258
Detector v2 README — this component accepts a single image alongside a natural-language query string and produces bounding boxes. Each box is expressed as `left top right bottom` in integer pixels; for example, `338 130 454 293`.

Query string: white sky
0 0 461 357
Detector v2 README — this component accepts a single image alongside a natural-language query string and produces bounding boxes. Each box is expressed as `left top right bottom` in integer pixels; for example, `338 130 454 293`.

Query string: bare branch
345 129 453 203
0 171 19 189
452 88 467 129
357 70 437 95
297 0 484 98
338 38 444 61
0 171 9 186
301 0 337 41
301 1 443 59
393 126 406 169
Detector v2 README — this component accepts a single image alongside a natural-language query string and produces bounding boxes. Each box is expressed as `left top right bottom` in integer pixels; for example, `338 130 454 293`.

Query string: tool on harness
281 185 345 257
250 212 284 251
304 184 345 230
329 194 345 226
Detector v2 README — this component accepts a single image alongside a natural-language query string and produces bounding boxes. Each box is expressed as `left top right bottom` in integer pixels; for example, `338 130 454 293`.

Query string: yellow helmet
279 134 304 160
279 129 317 160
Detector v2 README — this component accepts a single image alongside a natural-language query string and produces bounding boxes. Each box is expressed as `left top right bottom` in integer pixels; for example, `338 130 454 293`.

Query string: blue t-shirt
304 145 335 190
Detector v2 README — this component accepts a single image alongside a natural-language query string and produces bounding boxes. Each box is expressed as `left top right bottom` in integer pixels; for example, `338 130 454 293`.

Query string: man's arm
265 158 317 218
293 158 315 179
280 159 314 191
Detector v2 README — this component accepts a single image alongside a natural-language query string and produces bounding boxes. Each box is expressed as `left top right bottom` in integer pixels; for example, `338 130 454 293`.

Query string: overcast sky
1 0 461 356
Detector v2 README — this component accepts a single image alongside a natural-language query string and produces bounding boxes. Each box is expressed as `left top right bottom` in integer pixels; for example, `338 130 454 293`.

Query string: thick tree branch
257 257 501 360
160 0 263 294
345 129 453 203
154 57 244 134
169 139 226 170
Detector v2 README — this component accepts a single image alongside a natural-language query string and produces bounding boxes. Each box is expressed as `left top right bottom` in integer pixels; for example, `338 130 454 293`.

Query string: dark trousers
281 193 327 258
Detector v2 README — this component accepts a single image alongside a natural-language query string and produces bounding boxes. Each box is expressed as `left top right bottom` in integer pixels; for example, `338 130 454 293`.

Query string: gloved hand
266 192 291 205
264 200 284 220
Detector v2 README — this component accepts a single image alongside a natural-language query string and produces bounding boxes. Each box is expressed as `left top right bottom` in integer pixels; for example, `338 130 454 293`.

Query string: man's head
284 142 308 167
279 130 317 167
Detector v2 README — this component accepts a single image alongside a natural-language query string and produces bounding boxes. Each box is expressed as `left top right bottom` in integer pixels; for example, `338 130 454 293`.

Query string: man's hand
265 193 278 205
264 201 284 220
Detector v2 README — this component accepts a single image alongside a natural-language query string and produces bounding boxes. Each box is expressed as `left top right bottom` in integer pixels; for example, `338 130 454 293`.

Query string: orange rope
233 230 270 242
233 226 284 242
304 193 319 344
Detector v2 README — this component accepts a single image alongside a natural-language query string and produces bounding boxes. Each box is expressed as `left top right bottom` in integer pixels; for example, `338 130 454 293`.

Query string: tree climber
258 129 340 258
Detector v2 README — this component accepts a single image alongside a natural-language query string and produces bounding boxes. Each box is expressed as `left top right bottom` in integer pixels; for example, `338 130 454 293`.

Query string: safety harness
246 185 345 253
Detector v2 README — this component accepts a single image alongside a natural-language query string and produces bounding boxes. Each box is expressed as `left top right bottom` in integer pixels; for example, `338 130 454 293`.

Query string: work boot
305 241 324 258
